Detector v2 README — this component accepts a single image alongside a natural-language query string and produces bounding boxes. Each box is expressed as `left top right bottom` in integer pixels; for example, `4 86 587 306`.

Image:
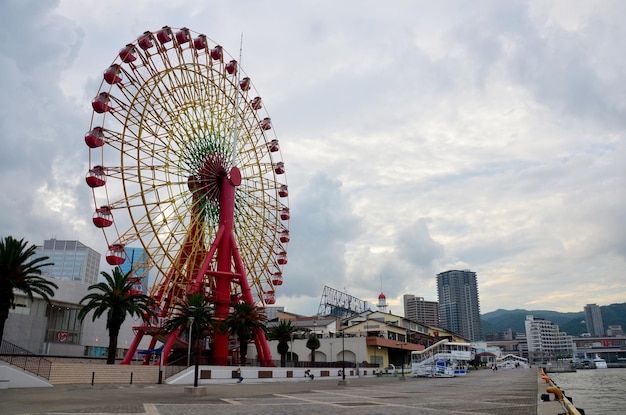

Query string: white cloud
1 0 625 318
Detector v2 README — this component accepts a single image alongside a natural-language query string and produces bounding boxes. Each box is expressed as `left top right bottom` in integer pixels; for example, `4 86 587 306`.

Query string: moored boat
593 354 608 369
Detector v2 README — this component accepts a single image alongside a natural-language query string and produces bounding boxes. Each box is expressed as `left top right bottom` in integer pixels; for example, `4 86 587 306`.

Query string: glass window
45 305 82 345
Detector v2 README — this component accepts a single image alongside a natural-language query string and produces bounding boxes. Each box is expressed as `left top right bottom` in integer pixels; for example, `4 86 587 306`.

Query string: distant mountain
481 303 626 337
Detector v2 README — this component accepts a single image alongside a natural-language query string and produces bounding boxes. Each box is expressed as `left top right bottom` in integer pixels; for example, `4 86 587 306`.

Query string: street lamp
187 306 202 388
290 332 294 367
342 329 346 381
193 326 200 388
187 315 195 367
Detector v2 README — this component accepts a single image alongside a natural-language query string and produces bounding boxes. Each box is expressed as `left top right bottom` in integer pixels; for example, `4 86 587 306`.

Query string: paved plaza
1 368 544 415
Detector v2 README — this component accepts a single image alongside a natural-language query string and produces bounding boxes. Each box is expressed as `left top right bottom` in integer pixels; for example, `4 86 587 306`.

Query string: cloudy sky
2 0 625 317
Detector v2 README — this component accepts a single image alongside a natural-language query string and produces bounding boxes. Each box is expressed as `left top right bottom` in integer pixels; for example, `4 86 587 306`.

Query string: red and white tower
377 292 388 313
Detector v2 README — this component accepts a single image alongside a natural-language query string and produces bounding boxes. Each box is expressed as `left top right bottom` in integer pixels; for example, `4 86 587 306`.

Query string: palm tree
163 293 215 386
162 292 216 357
267 319 296 367
78 267 155 364
306 333 320 362
0 236 58 343
222 301 267 366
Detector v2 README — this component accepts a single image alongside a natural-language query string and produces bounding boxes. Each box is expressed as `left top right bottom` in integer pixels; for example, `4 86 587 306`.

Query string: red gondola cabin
119 44 137 63
84 127 105 148
156 26 173 44
85 166 106 188
264 291 276 305
92 93 111 113
103 64 122 85
271 272 283 286
92 206 113 228
137 31 154 50
106 244 126 266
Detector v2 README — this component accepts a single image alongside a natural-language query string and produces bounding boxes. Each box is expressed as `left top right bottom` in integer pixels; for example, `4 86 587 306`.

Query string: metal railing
163 353 189 380
0 340 52 380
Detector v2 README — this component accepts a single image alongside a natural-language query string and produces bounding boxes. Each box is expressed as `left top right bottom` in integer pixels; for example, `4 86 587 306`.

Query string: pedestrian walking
237 367 244 383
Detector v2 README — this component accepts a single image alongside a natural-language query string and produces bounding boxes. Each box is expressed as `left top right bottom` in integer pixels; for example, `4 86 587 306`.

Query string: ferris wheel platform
133 326 188 350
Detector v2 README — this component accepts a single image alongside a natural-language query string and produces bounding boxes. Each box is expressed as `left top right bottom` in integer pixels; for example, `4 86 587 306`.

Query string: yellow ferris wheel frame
85 26 289 317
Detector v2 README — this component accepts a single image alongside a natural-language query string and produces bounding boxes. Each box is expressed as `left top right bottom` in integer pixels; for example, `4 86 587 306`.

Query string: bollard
91 372 95 385
130 372 133 384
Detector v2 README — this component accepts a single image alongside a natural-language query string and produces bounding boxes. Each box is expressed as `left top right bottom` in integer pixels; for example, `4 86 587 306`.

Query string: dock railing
539 368 583 415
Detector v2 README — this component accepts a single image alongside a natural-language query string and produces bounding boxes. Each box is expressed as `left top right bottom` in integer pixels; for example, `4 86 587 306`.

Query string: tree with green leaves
267 319 296 367
0 236 58 343
163 293 215 364
306 333 320 362
78 267 156 364
222 301 267 366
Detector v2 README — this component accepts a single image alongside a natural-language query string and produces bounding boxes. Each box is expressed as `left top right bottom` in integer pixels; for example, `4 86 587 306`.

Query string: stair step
49 362 160 384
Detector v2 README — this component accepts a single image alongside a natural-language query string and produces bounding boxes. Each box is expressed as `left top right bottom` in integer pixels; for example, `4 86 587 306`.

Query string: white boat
496 354 529 369
593 355 608 369
411 339 473 377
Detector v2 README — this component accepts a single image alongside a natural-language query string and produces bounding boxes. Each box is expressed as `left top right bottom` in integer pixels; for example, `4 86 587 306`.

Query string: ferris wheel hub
229 166 242 187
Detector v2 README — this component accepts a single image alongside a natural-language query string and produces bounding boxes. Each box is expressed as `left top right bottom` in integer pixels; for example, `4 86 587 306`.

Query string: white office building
524 315 573 365
36 239 101 285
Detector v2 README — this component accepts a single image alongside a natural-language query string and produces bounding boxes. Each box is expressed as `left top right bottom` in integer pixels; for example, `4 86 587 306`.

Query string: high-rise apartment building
403 294 439 327
525 315 573 364
437 269 482 341
584 303 604 336
36 239 101 285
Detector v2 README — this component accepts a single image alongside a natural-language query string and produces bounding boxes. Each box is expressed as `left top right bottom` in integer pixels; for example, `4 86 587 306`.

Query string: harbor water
548 368 626 414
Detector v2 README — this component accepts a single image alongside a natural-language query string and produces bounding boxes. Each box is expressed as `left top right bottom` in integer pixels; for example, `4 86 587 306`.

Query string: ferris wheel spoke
104 165 176 186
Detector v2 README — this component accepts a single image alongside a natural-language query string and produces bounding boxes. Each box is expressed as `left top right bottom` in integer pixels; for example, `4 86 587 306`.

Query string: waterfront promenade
1 367 549 415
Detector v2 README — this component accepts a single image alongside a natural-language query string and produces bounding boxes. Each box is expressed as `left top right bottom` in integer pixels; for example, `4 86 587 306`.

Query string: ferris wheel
84 26 289 364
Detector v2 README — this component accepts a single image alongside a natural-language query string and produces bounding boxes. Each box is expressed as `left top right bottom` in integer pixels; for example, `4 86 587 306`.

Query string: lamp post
187 306 200 387
342 329 346 381
158 348 164 384
290 332 296 367
187 315 195 367
193 330 200 387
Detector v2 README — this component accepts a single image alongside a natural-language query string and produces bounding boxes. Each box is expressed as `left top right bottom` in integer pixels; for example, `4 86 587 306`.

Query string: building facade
607 325 624 337
584 303 604 336
437 270 482 341
5 239 150 358
403 294 439 327
36 239 101 285
524 315 573 364
260 309 445 370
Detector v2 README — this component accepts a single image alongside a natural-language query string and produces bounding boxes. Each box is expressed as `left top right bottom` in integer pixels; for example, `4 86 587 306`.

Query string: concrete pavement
1 367 545 415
